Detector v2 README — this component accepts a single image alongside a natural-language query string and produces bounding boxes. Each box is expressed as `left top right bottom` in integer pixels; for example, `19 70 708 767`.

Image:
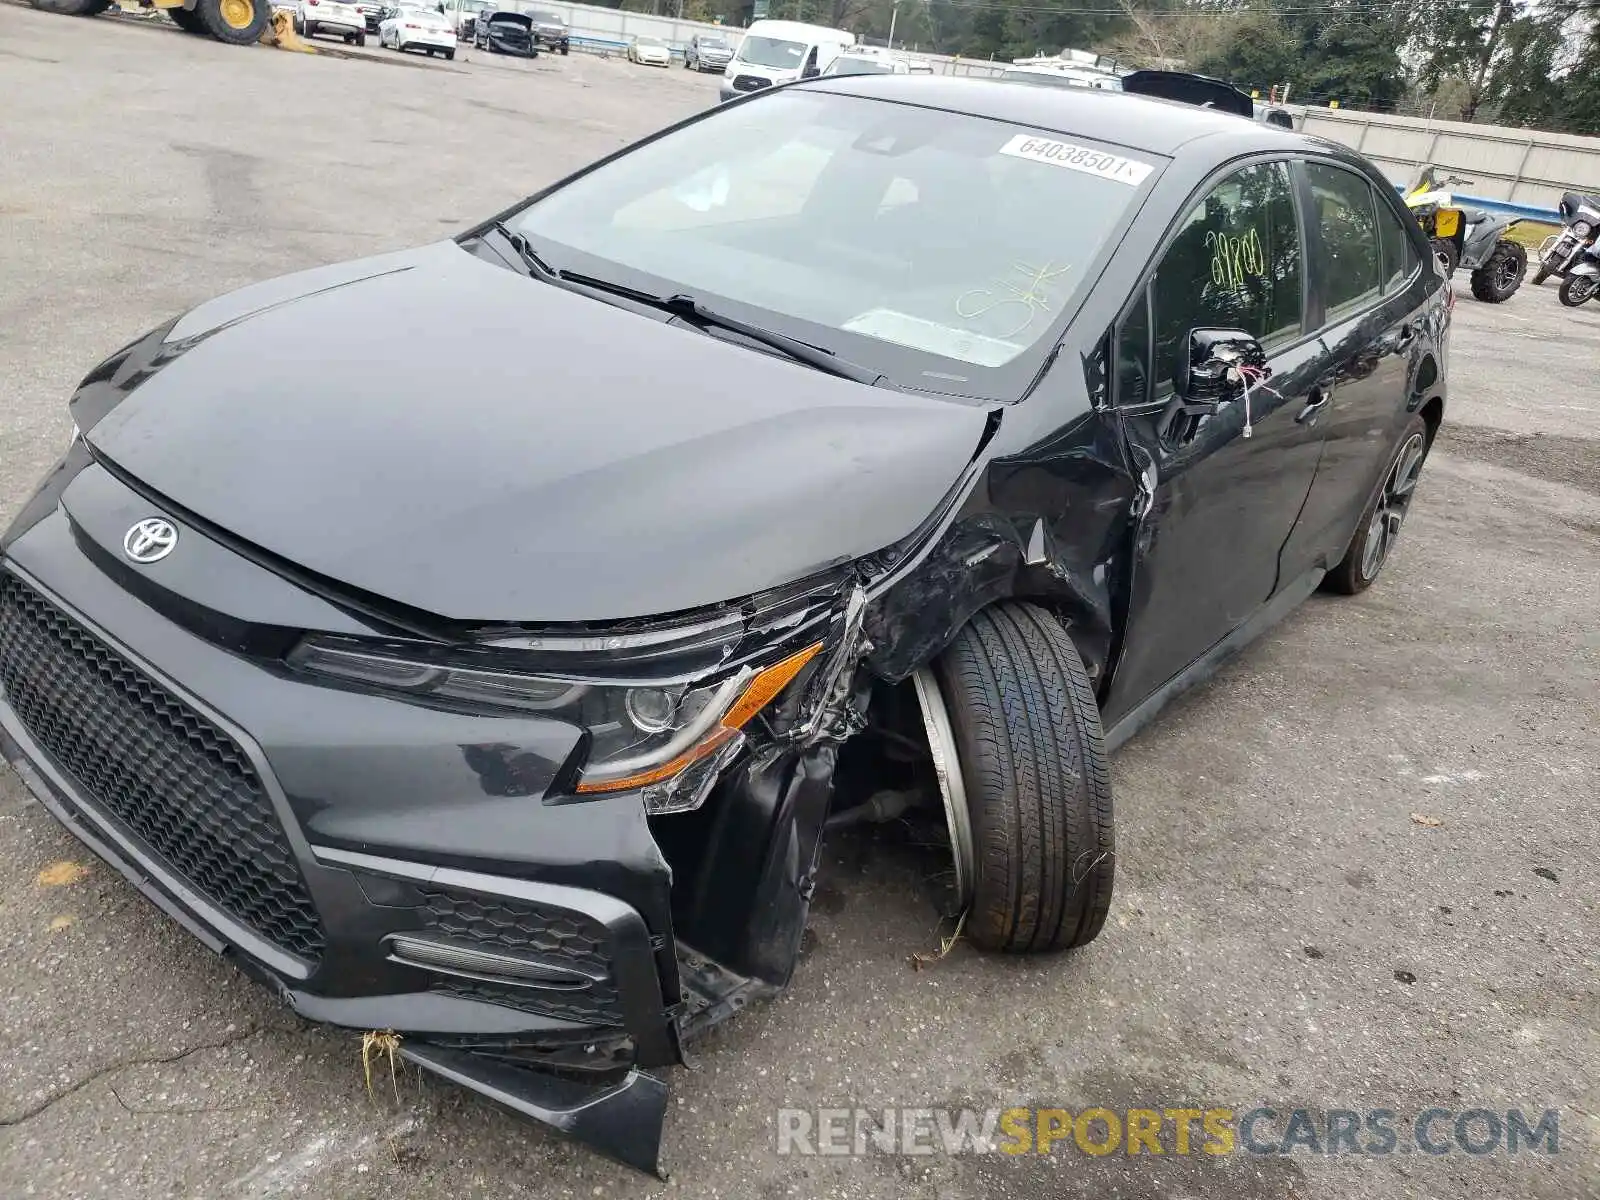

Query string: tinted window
1307 163 1383 318
1151 161 1302 393
1375 191 1421 293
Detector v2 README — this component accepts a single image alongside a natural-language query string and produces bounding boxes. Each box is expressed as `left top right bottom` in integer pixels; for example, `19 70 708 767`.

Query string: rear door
1280 160 1433 577
1105 158 1330 725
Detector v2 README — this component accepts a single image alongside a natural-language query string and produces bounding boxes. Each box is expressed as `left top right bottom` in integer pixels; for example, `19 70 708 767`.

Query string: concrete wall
1294 108 1600 213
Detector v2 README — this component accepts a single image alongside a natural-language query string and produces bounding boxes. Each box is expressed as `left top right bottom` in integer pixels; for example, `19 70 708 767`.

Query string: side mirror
802 63 821 78
1175 328 1266 412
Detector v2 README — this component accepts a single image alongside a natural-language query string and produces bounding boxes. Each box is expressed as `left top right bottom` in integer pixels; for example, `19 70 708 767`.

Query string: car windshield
507 90 1158 399
637 36 664 46
737 35 806 68
531 10 561 20
827 57 893 75
701 37 728 47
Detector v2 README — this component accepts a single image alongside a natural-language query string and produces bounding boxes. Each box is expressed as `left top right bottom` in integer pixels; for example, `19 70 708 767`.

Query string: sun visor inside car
1120 70 1254 118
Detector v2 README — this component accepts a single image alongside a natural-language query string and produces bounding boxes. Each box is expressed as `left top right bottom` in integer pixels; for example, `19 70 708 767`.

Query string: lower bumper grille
731 74 771 92
420 887 623 1024
0 573 325 964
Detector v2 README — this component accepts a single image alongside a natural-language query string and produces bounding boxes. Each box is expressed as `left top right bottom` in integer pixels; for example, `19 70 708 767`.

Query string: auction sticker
998 135 1153 187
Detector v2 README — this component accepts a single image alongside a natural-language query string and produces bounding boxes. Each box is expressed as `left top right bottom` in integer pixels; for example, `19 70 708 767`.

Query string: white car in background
298 0 366 43
823 48 911 76
379 4 456 57
626 35 672 67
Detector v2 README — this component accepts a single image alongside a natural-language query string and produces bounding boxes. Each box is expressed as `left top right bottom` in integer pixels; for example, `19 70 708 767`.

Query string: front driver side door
1105 158 1330 726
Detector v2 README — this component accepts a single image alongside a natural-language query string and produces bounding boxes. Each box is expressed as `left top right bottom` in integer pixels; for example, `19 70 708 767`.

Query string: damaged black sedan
473 8 535 55
0 77 1449 1175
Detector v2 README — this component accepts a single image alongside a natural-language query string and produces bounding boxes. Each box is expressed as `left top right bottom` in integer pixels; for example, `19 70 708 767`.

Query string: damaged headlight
289 636 823 814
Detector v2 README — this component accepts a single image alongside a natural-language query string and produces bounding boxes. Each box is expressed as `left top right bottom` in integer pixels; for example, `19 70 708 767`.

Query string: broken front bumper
0 502 692 1173
0 445 858 1174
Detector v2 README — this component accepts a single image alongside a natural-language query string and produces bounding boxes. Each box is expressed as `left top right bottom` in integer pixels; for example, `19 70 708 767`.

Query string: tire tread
935 603 1113 953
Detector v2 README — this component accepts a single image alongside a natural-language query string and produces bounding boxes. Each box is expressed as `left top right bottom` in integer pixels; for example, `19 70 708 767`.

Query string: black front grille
731 74 771 92
420 887 623 1024
0 574 325 964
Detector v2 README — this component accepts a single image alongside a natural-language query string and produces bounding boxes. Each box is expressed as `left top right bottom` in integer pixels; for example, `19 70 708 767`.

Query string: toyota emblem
123 518 178 564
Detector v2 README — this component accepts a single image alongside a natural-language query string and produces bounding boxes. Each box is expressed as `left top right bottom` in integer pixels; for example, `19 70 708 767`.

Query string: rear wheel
444 47 454 59
1324 414 1430 595
932 603 1114 954
28 0 111 13
1558 274 1598 306
1469 240 1527 303
1429 237 1459 278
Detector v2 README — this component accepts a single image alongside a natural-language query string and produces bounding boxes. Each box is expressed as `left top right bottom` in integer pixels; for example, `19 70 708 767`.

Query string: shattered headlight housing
289 635 822 814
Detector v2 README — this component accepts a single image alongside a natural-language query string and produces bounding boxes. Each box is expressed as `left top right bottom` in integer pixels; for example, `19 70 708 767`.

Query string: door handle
1297 387 1332 425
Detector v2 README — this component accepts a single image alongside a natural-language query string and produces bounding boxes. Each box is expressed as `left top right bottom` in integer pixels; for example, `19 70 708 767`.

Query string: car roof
802 74 1309 157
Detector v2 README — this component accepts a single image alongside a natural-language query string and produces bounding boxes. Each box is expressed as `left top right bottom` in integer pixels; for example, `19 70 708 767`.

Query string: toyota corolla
0 77 1448 1174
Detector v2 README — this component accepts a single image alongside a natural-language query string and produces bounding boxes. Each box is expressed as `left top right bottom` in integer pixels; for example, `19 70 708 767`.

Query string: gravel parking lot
1 7 1596 1198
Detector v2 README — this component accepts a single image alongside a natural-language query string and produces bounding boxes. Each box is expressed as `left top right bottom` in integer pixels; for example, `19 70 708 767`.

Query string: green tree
1302 17 1407 109
1193 7 1297 93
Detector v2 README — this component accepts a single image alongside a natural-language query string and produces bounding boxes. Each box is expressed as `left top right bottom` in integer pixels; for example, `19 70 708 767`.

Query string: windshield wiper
561 273 895 388
486 227 892 388
490 221 560 280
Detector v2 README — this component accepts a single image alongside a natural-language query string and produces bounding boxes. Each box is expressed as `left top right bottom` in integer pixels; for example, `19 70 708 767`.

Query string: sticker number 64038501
997 135 1154 187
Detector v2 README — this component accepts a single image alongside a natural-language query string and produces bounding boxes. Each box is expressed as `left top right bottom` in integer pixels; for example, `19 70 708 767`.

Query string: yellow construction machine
29 0 282 46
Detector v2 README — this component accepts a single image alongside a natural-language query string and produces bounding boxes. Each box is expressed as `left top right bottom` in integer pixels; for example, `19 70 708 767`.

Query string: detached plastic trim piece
400 1043 669 1177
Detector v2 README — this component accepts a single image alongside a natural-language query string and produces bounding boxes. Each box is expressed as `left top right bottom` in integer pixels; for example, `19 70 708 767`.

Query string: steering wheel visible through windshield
507 90 1160 400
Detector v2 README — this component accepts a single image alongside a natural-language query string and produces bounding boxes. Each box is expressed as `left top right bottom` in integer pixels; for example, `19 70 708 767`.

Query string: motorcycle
1532 190 1600 287
1557 242 1600 307
1404 167 1529 304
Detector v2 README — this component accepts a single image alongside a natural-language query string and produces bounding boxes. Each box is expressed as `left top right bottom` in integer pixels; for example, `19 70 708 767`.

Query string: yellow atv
1405 166 1528 303
30 0 273 45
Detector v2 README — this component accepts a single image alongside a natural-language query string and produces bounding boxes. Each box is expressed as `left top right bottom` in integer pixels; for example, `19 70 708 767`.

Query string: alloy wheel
1360 431 1426 581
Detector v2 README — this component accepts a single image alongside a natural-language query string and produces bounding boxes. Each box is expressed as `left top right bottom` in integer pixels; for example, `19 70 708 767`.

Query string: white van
718 19 855 103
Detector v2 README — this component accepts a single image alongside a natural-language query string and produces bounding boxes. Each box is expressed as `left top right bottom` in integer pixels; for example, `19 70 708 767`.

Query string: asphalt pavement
1 7 1596 1198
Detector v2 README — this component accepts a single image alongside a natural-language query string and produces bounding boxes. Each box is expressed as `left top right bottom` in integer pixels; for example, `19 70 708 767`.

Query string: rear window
511 89 1161 399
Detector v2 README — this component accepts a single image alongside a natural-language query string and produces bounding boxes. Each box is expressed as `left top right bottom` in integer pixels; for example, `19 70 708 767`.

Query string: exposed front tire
444 47 454 60
1558 274 1598 307
1469 240 1527 303
932 603 1114 954
1532 263 1554 287
1324 414 1430 595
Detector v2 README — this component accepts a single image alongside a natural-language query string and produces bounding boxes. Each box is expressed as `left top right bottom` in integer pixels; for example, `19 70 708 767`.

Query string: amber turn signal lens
574 642 824 795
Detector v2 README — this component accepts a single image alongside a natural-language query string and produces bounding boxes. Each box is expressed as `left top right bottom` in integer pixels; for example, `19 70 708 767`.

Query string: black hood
77 242 988 623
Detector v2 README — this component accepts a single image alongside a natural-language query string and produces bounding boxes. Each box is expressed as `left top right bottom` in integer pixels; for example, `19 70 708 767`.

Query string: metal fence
1290 107 1600 222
